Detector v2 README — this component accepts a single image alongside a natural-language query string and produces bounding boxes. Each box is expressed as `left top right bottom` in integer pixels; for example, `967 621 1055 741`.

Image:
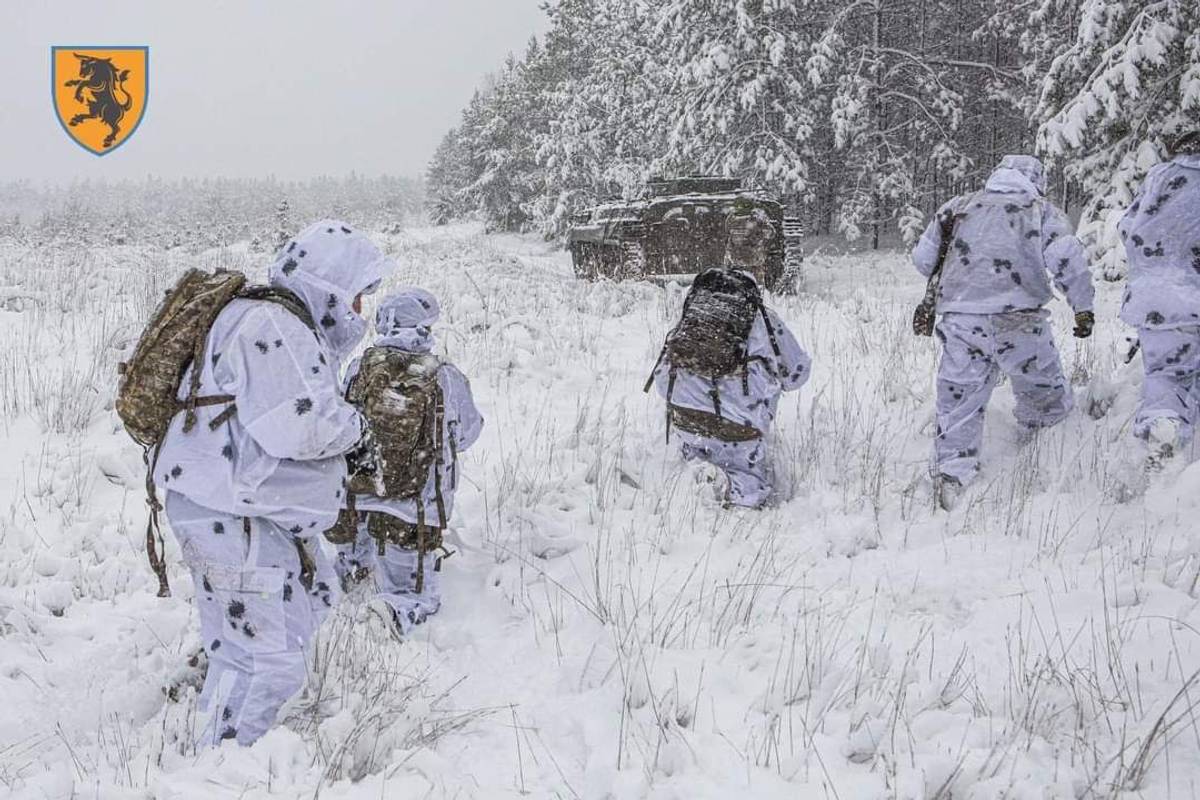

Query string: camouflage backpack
117 268 314 446
344 346 445 500
644 268 782 442
116 267 314 596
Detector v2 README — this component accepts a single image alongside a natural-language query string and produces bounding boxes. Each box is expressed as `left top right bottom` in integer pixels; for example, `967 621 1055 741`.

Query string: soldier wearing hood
1118 129 1200 467
912 155 1096 507
334 288 483 637
154 220 394 746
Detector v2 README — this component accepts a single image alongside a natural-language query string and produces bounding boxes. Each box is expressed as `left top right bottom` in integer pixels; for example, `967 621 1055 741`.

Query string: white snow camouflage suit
336 288 484 634
1118 152 1200 449
652 292 810 508
912 155 1095 485
155 220 394 747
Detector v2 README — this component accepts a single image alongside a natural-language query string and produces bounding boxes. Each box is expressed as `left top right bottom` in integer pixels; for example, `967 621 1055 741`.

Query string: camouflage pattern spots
1133 327 1200 442
678 433 772 507
294 397 313 415
934 311 1072 485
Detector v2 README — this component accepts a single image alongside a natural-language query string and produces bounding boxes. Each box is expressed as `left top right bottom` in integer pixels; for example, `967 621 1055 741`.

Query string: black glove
1073 310 1094 339
344 422 380 489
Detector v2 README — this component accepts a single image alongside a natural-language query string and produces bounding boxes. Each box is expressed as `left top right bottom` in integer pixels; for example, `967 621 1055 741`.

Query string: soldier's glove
344 423 380 491
1073 311 1095 339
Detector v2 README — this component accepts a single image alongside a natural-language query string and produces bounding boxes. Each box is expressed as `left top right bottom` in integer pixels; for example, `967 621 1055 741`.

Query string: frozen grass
0 225 1199 797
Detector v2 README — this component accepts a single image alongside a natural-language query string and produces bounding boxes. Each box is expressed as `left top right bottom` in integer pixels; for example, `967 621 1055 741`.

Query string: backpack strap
643 343 668 394
238 286 317 331
143 445 172 597
420 380 450 594
759 305 783 359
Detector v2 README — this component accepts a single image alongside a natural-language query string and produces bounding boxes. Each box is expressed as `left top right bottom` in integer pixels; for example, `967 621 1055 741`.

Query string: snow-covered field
2 223 1199 799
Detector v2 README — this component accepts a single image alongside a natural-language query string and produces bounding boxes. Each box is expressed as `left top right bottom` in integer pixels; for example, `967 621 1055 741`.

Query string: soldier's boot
361 597 405 643
163 647 208 703
1145 417 1182 473
933 474 963 513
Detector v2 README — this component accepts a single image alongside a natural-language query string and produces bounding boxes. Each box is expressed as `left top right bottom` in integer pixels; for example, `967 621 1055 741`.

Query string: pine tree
1035 0 1200 278
274 197 291 251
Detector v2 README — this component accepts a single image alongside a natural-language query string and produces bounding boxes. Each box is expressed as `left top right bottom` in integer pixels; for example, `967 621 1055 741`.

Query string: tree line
428 0 1199 276
0 174 423 251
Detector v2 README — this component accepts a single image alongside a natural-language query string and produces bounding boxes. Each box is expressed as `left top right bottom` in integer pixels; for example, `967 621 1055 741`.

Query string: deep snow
1 224 1199 798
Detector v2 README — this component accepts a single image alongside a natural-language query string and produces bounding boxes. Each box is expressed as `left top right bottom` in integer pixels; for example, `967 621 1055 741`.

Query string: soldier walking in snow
646 208 810 508
913 155 1096 509
1118 129 1200 469
328 288 483 638
146 221 394 746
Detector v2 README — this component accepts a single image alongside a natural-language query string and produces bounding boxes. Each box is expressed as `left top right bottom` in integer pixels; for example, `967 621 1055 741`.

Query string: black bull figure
63 53 133 148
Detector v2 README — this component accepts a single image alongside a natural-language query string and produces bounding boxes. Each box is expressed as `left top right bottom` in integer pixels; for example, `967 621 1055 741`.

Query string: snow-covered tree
1035 0 1200 277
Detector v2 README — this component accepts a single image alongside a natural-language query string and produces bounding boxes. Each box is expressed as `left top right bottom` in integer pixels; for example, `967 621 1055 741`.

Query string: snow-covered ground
2 223 1199 798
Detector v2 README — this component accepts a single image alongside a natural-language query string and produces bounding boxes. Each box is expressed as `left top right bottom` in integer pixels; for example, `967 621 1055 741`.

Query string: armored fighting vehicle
567 176 802 290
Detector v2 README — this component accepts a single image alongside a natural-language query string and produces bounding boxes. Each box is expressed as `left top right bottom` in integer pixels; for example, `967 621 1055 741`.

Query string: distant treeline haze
0 175 423 252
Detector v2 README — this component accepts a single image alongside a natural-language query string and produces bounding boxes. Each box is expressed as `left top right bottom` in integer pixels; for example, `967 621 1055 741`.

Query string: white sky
2 1 547 183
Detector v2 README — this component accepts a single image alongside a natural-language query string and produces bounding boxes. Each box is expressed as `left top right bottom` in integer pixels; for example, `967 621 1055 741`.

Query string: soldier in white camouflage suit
156 220 393 746
1118 129 1200 467
334 288 484 636
912 156 1096 507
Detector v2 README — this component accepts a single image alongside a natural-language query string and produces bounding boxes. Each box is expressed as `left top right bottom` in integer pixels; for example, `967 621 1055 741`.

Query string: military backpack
344 347 446 500
644 268 782 441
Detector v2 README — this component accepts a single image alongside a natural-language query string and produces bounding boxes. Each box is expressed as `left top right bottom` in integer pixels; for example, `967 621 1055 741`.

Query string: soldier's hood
374 287 439 353
986 155 1046 196
268 220 396 359
1173 153 1200 170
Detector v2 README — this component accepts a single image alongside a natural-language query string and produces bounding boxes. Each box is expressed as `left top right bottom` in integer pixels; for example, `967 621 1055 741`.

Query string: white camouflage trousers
934 311 1072 484
336 523 443 635
1135 326 1200 444
678 431 772 508
166 493 340 747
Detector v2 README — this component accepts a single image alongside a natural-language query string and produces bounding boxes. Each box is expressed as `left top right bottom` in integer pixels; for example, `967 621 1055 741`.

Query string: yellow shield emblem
52 46 148 155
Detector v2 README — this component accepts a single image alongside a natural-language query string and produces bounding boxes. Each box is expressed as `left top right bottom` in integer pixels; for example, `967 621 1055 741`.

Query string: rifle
912 204 963 337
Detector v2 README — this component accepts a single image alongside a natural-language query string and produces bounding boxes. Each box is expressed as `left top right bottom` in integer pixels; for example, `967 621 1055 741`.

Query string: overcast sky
2 1 547 183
